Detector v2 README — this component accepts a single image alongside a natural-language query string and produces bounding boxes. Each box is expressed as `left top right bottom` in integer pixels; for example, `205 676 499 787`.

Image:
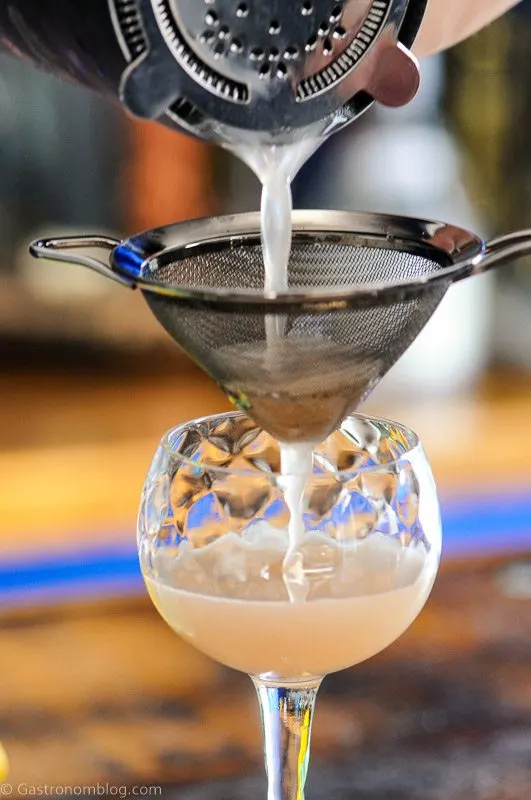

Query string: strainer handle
29 235 135 289
458 230 531 281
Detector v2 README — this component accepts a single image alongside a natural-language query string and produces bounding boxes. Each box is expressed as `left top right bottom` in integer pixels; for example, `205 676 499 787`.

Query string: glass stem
252 677 321 800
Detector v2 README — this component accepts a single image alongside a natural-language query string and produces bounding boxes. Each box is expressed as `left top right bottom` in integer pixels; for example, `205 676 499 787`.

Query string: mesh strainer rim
111 210 485 312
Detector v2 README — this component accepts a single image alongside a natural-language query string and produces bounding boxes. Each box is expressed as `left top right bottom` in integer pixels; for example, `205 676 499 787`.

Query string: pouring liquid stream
232 139 322 603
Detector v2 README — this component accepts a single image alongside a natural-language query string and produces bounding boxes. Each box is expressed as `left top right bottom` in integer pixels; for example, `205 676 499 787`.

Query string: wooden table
2 551 531 799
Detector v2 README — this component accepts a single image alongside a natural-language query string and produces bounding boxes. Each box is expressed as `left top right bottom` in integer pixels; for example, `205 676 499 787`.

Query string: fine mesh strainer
30 211 531 443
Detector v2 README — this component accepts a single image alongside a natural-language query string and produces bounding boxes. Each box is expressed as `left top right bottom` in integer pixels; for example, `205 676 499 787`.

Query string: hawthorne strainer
112 0 425 147
30 211 531 443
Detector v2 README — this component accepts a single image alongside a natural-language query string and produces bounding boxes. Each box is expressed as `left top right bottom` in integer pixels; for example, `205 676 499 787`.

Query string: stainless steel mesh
152 243 437 290
143 240 450 443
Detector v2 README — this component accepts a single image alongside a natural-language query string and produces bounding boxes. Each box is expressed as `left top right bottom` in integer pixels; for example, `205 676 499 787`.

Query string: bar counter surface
1 351 531 798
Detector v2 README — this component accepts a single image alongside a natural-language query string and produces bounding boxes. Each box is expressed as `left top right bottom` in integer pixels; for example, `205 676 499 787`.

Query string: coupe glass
138 412 442 799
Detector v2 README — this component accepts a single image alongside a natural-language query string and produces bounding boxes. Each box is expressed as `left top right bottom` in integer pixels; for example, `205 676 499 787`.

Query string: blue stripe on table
1 492 530 606
0 546 143 607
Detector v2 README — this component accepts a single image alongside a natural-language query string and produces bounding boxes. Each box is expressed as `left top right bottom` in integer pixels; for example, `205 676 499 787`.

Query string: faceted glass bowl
138 411 441 550
138 412 442 678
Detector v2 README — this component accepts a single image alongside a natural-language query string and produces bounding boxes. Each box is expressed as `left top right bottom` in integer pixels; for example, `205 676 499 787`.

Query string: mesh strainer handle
457 230 531 281
29 235 135 289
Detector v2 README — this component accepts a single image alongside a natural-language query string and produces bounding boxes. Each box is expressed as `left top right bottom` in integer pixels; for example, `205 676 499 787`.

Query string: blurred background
1 4 531 796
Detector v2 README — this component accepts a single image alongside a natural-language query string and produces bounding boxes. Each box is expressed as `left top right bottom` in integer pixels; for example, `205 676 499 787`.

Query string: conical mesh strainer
30 211 531 443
